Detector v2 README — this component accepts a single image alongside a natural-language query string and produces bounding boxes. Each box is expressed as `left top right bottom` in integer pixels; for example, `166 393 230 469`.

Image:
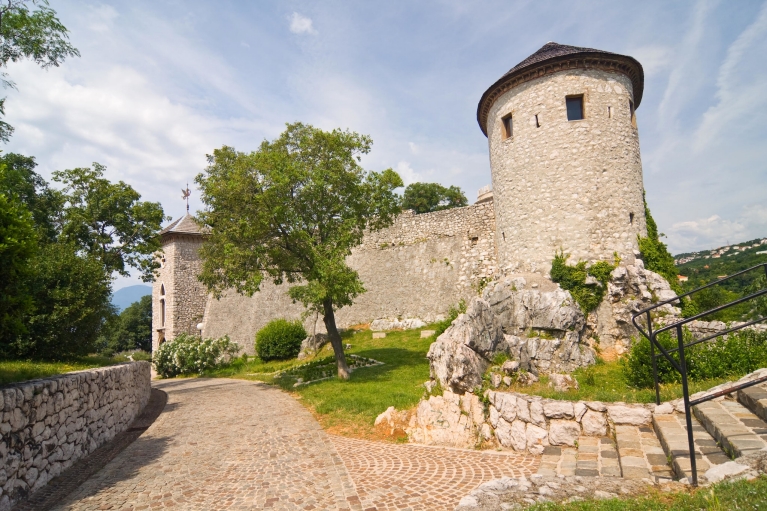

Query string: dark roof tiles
160 213 205 236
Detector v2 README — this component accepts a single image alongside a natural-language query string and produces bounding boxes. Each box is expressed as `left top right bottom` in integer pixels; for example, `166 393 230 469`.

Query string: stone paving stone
693 399 767 458
331 436 537 511
45 379 538 511
653 412 725 482
739 383 767 423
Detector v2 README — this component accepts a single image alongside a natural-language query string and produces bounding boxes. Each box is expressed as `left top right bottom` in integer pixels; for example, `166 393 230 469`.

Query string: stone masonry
0 362 151 510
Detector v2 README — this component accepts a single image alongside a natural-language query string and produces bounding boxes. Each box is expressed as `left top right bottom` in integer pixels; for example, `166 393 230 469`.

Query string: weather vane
182 183 191 213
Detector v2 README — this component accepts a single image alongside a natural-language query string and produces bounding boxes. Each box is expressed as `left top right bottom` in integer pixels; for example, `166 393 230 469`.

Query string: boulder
606 405 652 426
297 333 328 360
501 360 520 374
548 373 580 393
516 372 539 386
505 332 596 375
581 410 608 436
426 298 506 393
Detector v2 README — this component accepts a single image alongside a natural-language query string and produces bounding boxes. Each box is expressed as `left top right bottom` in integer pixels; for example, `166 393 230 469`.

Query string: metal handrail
631 262 767 486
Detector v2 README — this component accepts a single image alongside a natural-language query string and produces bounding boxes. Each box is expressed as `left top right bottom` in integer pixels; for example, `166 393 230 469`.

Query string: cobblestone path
51 378 537 511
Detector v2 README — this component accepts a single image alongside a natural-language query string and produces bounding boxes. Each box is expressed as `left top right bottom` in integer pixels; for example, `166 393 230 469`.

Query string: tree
0 0 80 142
0 165 36 344
100 295 152 354
53 164 166 281
196 122 403 378
402 182 467 214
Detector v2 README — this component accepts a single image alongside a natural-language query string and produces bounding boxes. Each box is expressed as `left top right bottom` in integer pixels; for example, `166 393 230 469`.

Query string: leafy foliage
195 122 403 378
0 167 36 342
153 333 239 378
431 299 467 338
255 319 307 361
99 295 152 354
0 153 61 240
623 329 767 388
0 0 80 142
402 182 467 214
637 193 678 291
550 251 618 313
53 164 166 280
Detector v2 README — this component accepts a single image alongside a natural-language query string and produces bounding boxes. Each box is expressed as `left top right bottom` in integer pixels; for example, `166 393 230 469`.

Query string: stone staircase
538 382 767 484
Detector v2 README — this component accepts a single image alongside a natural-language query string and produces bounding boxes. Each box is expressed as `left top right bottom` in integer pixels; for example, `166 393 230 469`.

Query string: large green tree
402 182 467 214
0 0 80 142
100 295 152 354
196 122 403 378
0 164 36 343
53 164 166 280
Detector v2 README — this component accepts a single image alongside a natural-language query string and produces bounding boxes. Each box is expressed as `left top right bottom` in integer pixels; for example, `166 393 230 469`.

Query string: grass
528 475 767 510
204 327 433 439
0 355 128 386
501 358 731 403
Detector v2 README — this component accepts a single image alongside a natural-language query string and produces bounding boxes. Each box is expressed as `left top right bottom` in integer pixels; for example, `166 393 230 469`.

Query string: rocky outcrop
426 299 506 393
297 333 329 360
504 333 596 376
593 260 679 354
406 390 485 448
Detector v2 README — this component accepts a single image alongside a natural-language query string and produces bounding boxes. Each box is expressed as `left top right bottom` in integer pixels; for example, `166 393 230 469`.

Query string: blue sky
4 0 767 289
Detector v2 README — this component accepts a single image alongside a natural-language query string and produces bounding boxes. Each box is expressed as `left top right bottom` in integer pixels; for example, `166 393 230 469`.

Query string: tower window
501 114 513 139
629 212 634 224
535 114 540 128
566 96 584 121
629 100 637 128
607 106 612 118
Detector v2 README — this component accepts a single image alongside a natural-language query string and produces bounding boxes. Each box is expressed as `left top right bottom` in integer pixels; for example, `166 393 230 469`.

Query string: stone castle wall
152 234 207 352
201 202 496 353
0 362 151 508
487 68 647 274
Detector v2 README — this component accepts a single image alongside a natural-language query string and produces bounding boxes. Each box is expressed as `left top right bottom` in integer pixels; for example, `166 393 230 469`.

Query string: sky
4 0 767 289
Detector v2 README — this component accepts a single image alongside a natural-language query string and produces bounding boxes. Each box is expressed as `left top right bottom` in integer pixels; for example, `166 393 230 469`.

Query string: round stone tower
477 42 647 274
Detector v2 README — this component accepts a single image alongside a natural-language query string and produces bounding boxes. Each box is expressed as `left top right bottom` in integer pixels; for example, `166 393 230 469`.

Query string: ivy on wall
550 251 619 313
637 192 679 292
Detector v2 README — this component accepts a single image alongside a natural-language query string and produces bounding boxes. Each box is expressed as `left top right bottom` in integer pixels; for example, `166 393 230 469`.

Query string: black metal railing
631 262 767 486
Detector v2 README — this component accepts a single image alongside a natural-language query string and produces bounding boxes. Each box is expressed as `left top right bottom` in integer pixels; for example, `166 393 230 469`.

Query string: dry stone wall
0 362 151 509
487 68 647 274
202 202 496 353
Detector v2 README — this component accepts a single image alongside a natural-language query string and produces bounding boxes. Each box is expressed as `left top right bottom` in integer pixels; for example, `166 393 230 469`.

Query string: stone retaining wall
402 389 656 455
0 362 151 509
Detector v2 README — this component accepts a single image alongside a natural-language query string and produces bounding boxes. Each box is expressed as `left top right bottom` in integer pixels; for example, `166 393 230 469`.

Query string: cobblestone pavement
330 436 538 511
52 378 537 510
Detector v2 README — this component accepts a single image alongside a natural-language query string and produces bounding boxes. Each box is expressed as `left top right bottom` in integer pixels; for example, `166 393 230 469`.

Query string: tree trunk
322 298 351 380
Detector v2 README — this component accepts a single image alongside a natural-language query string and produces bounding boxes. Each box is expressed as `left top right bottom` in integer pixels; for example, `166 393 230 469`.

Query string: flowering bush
153 333 239 378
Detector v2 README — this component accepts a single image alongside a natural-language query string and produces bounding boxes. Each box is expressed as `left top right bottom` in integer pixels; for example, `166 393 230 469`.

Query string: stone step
738 383 767 423
693 399 767 458
536 436 622 478
615 425 674 482
653 412 730 483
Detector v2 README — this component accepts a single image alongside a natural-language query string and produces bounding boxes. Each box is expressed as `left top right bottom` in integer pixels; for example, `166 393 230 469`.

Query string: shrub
255 319 306 361
153 333 239 378
550 251 618 313
623 329 767 388
432 299 467 338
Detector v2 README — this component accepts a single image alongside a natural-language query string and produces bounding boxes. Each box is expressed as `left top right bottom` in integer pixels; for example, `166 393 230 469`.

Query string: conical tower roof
476 42 644 136
159 213 205 236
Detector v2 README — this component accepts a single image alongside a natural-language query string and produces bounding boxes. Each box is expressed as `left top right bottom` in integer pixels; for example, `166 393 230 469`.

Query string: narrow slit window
629 100 637 128
566 96 584 121
607 106 612 118
502 114 513 139
535 114 540 128
629 212 634 225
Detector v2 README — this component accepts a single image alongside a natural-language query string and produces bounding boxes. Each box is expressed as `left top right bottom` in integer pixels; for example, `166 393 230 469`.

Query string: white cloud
408 141 419 154
395 161 420 186
289 12 317 35
629 45 672 77
666 204 767 253
85 4 118 33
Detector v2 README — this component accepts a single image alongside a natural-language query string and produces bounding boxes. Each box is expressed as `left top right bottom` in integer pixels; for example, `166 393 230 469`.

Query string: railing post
676 324 697 486
648 311 660 405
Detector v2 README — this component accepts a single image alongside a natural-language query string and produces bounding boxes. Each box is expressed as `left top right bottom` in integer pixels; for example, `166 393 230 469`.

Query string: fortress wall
487 68 646 274
202 202 496 353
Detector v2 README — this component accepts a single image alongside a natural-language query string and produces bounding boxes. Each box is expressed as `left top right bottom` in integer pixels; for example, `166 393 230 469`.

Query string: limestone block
529 400 546 427
542 401 573 419
573 402 587 421
525 424 549 455
606 405 652 425
372 332 386 339
581 411 608 436
548 420 580 446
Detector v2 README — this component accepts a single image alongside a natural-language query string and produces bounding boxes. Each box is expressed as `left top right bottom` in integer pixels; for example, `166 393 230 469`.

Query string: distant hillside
675 237 767 293
111 285 152 312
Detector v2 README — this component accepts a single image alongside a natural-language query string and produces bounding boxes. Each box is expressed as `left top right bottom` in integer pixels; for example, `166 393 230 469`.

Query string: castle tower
477 42 647 274
151 214 208 351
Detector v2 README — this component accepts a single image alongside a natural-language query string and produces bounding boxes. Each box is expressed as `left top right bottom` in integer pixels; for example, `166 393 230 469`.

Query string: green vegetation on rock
550 251 618 313
637 193 679 291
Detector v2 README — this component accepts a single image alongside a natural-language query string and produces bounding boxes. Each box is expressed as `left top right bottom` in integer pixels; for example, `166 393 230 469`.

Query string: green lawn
205 327 432 438
529 475 767 510
500 358 731 404
0 355 123 386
